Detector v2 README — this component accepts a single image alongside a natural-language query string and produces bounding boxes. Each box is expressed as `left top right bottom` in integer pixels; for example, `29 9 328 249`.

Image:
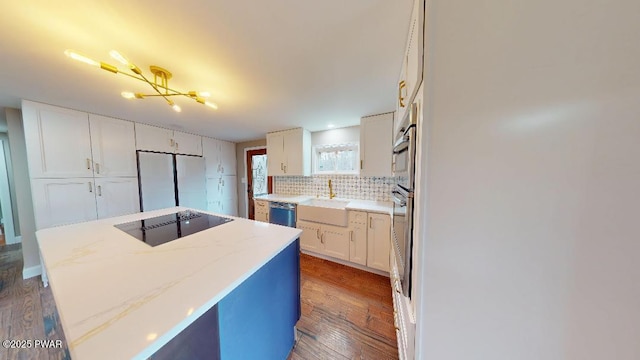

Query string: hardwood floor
0 246 396 360
290 254 398 360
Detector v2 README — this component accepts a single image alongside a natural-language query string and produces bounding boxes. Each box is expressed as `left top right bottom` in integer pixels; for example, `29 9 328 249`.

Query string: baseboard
22 264 42 279
300 250 390 277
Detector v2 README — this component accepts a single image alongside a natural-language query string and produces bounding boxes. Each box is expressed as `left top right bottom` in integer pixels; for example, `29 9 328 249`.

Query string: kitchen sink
297 198 350 227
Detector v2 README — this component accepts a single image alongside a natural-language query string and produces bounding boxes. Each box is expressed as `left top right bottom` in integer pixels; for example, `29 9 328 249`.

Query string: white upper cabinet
135 123 174 153
89 114 137 177
135 124 202 155
95 177 140 219
22 100 93 178
360 113 393 176
173 130 202 156
30 178 98 229
397 0 425 126
203 137 236 176
267 128 311 176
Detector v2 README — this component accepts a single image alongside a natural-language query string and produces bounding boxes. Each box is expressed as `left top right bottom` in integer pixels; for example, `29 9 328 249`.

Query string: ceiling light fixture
64 49 217 112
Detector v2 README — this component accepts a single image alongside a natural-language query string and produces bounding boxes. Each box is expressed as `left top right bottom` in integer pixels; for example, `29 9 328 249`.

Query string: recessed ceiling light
328 124 335 128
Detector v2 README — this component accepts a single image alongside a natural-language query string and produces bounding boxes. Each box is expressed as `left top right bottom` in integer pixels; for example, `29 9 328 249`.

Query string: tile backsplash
274 174 396 202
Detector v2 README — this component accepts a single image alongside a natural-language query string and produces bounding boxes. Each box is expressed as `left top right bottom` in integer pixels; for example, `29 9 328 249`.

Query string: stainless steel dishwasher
269 202 296 227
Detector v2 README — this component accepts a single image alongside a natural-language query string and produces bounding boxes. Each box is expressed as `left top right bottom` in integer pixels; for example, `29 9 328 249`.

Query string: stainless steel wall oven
392 103 418 298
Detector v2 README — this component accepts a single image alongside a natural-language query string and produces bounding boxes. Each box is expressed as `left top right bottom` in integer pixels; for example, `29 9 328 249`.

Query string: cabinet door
206 177 223 202
219 140 237 175
266 132 285 176
367 213 391 271
220 175 237 199
22 101 93 178
255 211 268 223
360 113 393 176
254 200 269 216
220 197 238 216
31 178 97 229
95 177 140 219
203 137 221 177
176 156 207 211
349 222 367 266
297 220 321 252
135 123 174 153
89 115 137 177
283 129 302 175
321 224 350 261
404 0 424 106
174 130 202 156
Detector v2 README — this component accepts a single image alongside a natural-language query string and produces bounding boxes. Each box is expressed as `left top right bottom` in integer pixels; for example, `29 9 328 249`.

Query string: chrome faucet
328 179 336 199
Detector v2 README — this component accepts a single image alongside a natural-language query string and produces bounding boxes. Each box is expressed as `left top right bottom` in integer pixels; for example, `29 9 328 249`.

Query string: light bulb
172 104 182 112
198 91 211 97
204 101 218 109
109 50 129 66
64 50 99 67
121 91 135 99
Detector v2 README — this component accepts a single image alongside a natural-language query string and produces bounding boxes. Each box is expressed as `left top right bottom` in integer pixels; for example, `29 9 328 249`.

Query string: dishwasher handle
270 202 296 210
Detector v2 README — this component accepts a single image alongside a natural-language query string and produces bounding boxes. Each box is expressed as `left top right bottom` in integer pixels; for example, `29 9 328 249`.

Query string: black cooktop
114 210 233 247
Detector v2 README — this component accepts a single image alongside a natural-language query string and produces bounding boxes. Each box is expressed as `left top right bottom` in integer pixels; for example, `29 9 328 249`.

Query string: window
313 143 359 174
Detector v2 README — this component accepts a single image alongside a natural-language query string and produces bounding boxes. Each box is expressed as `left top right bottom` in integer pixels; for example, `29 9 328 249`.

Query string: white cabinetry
203 137 236 176
298 220 322 253
348 211 368 266
266 128 311 176
207 175 237 216
23 100 140 229
95 178 140 218
367 213 391 272
396 0 425 129
135 123 202 156
31 178 98 229
360 113 393 176
89 114 137 177
298 220 350 259
254 199 269 223
22 101 93 178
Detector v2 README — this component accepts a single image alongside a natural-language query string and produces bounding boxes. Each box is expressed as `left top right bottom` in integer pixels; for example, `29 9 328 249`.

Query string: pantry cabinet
89 114 137 177
95 178 140 219
396 0 425 129
22 101 94 178
206 175 237 216
203 137 236 176
266 128 311 176
360 113 393 177
30 178 98 229
135 123 202 156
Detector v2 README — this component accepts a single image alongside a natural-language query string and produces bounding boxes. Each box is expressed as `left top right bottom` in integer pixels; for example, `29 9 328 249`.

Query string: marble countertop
254 194 393 215
37 207 302 360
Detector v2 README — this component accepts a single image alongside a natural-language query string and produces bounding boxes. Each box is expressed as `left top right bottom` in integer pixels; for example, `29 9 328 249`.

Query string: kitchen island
37 207 302 359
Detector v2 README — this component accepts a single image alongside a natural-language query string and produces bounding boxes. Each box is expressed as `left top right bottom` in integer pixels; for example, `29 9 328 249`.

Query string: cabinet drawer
255 200 269 214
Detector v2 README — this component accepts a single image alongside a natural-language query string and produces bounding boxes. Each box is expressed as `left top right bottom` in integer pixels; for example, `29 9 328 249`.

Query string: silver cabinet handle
88 182 93 193
86 158 91 170
95 163 100 174
97 185 102 196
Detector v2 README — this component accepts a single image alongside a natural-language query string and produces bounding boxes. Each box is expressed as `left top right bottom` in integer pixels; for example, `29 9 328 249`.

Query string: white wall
311 126 359 146
5 108 41 277
416 0 640 359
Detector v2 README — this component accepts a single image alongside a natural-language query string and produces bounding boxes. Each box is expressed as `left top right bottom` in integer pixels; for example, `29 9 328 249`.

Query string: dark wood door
247 148 272 220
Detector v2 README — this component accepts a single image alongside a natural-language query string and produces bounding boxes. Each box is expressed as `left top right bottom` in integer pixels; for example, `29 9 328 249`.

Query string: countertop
254 194 393 215
37 207 302 360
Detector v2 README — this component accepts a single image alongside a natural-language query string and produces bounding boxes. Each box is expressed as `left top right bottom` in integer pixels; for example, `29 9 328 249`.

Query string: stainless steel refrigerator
137 151 207 212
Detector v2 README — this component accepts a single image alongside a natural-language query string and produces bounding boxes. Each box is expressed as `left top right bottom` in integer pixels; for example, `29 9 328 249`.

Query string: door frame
0 140 17 244
243 146 272 219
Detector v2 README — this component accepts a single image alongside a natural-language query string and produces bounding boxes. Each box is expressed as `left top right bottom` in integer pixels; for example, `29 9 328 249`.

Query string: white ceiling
0 1 412 142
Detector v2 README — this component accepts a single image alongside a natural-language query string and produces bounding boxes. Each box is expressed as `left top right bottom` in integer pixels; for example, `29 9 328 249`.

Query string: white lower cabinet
298 220 322 253
367 213 391 272
254 200 269 223
95 178 140 219
31 178 98 229
320 224 350 261
348 212 368 266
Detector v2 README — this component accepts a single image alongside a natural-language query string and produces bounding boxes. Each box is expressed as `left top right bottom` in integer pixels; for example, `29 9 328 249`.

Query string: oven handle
392 190 407 206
